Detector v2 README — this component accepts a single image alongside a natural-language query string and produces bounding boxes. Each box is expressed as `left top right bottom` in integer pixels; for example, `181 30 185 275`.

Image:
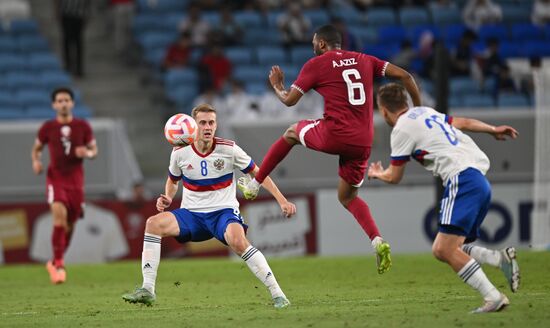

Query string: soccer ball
164 113 198 146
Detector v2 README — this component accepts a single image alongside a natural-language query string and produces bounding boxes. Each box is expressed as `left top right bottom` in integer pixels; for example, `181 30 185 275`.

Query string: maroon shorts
46 181 85 223
296 119 371 187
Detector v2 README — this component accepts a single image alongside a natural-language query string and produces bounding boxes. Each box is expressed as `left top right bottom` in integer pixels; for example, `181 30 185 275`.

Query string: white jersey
390 106 490 184
168 137 255 212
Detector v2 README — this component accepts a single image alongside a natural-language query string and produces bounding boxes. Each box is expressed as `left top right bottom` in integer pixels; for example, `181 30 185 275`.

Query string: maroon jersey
291 50 388 147
37 118 94 189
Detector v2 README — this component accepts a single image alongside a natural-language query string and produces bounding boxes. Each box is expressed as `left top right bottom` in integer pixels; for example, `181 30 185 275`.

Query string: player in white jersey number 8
368 83 520 314
123 104 296 308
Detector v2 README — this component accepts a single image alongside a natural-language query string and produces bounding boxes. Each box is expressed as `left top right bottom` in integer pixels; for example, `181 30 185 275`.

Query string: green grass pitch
1 251 549 327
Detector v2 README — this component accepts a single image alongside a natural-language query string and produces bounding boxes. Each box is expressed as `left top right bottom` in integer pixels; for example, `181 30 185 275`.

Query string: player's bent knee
226 235 249 255
432 243 449 262
145 214 172 236
283 124 300 144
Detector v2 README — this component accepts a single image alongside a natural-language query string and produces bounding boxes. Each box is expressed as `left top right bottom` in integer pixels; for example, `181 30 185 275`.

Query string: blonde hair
191 103 217 119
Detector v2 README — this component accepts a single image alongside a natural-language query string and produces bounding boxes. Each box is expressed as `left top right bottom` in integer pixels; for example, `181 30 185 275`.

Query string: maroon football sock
52 225 66 268
346 197 381 240
255 137 294 184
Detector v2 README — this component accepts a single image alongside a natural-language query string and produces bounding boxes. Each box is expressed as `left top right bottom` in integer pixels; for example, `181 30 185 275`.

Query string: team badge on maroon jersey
61 125 71 137
213 159 225 171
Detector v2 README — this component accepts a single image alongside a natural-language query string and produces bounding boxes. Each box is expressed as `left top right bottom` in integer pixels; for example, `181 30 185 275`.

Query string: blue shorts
438 168 492 243
171 208 248 245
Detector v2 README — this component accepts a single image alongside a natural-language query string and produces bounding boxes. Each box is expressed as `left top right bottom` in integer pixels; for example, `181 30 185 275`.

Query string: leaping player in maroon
239 25 421 273
31 87 98 284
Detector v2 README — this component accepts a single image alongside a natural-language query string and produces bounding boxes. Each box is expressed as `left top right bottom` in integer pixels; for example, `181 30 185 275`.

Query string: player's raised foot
237 176 259 200
500 247 520 293
471 293 509 314
273 296 290 309
46 261 65 284
122 287 156 306
375 241 392 274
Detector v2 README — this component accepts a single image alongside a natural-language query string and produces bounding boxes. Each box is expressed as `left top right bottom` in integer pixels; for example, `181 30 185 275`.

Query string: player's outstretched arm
250 167 296 218
385 63 421 107
367 161 406 184
269 65 303 107
156 177 179 212
451 117 519 141
31 138 44 175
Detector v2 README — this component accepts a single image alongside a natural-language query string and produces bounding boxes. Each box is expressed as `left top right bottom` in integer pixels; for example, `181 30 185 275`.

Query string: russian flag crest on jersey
168 137 255 212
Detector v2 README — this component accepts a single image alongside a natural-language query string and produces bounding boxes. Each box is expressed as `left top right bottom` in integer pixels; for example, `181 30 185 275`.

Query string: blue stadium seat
234 11 263 28
136 0 188 13
73 105 93 118
449 95 463 107
15 89 50 108
7 19 38 35
366 8 397 27
243 28 280 46
0 108 26 120
545 24 550 40
290 46 313 65
40 72 72 89
399 7 430 27
363 43 400 60
0 36 17 53
267 11 284 28
450 77 480 95
0 91 15 106
348 26 378 45
377 26 407 44
138 32 176 52
463 94 495 107
0 54 27 72
164 68 198 88
5 72 41 89
132 13 167 35
303 9 330 27
429 6 461 26
478 24 508 42
442 24 467 47
332 9 364 25
511 23 545 41
26 106 55 119
233 65 267 83
29 53 62 71
225 47 254 66
17 35 50 52
245 82 267 95
166 85 199 107
523 40 550 57
201 12 220 26
499 41 523 58
498 93 530 107
256 46 287 66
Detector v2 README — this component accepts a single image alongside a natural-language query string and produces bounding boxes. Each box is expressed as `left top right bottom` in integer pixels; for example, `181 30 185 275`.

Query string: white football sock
462 244 502 267
241 245 285 299
142 233 161 294
458 258 501 302
371 236 384 249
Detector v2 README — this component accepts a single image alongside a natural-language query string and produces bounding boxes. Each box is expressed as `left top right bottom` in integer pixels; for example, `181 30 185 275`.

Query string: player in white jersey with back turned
368 83 520 313
123 104 296 308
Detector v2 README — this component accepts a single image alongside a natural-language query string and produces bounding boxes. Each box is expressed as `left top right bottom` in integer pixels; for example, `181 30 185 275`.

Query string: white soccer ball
164 113 198 146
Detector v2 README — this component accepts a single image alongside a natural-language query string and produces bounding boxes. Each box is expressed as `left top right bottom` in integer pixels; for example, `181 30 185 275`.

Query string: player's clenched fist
156 194 172 212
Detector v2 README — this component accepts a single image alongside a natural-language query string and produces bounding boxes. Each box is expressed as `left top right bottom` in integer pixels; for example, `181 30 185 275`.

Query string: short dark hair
377 83 408 113
315 25 342 48
51 87 74 102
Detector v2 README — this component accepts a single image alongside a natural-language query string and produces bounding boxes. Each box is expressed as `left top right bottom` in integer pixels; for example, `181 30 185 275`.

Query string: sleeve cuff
445 115 453 124
291 84 305 94
168 170 182 182
241 160 256 174
390 155 410 166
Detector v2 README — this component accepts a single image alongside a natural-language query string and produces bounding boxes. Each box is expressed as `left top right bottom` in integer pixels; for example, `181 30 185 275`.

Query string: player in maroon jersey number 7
31 87 98 284
239 25 422 274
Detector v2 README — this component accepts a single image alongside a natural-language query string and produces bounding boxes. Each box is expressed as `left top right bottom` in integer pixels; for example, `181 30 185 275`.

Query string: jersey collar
191 138 216 158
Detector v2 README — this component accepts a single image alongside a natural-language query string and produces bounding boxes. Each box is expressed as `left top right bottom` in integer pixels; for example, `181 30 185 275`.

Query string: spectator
179 4 210 48
257 80 294 119
532 0 550 26
429 0 457 11
224 79 259 125
199 45 232 92
162 32 193 70
450 29 477 77
520 56 542 99
391 40 416 71
493 64 517 99
418 31 435 79
463 0 502 30
277 3 311 47
332 17 361 52
217 6 243 46
56 0 91 77
478 37 505 81
110 0 134 60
